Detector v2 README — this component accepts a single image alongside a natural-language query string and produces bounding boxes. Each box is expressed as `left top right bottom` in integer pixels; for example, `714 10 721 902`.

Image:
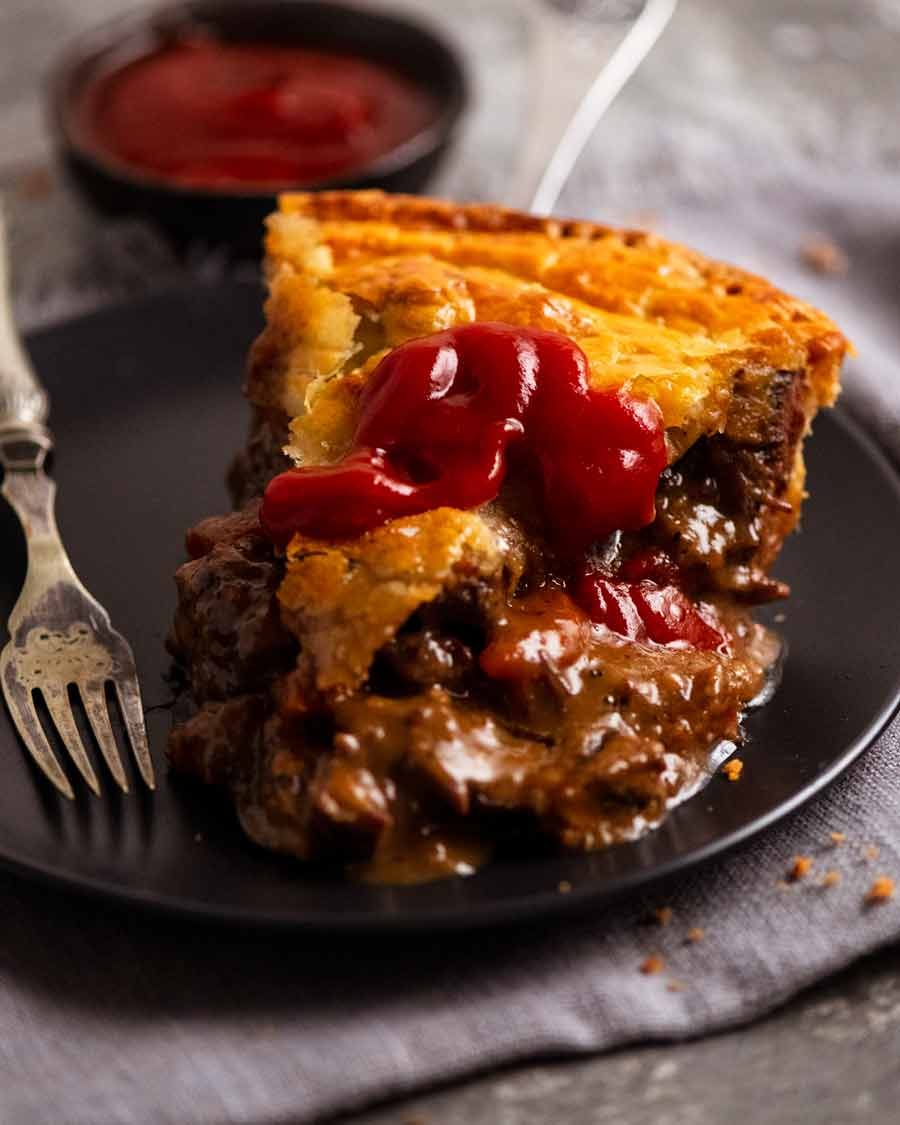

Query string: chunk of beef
171 506 295 701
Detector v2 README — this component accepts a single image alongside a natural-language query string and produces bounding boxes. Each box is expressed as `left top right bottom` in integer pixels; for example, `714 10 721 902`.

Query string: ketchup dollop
74 37 437 187
572 549 727 653
261 323 668 554
477 556 726 677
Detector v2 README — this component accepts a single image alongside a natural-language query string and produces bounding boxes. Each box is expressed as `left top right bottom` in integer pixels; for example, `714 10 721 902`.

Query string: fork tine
79 681 129 794
40 682 100 796
114 675 155 789
1 669 74 800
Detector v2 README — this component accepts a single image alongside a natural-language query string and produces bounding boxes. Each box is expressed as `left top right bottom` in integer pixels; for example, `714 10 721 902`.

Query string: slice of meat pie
169 191 847 883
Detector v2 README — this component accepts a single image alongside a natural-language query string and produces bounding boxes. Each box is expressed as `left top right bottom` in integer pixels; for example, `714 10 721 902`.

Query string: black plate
2 282 899 932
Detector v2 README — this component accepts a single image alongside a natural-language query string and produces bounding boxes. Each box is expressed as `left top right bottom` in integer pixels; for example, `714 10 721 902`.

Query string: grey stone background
2 0 900 1121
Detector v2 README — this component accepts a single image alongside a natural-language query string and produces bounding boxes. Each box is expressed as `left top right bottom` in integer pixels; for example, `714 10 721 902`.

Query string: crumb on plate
723 758 743 782
640 954 665 975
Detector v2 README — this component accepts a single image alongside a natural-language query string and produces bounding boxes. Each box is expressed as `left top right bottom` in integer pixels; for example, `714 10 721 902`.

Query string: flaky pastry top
247 191 846 469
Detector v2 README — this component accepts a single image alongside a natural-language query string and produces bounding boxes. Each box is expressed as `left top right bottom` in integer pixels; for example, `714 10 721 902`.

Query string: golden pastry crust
249 191 846 470
278 508 504 692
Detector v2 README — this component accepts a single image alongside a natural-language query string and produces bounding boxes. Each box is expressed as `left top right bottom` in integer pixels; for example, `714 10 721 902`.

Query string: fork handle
1 433 64 546
509 0 678 214
0 433 82 626
0 210 71 592
0 209 49 436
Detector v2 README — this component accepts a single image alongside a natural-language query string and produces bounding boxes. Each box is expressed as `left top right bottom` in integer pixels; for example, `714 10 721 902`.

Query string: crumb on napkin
865 877 895 905
789 856 814 881
16 166 53 201
799 235 848 275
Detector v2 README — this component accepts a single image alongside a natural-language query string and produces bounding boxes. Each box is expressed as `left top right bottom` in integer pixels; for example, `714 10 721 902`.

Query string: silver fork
0 213 154 798
510 0 678 213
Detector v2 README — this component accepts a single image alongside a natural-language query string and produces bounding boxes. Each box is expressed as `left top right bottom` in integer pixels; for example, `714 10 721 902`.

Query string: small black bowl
48 0 468 255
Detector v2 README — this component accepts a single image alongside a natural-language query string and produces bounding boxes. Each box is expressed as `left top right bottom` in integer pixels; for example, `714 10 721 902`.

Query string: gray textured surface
345 947 900 1125
2 1 900 1123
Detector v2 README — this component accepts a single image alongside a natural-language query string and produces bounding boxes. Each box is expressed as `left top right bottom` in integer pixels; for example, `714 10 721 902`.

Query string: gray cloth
4 724 900 1125
2 188 899 1125
3 0 900 1122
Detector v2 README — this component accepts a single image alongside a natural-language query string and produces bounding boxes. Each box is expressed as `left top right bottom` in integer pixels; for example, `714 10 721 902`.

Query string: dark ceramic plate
1 282 899 932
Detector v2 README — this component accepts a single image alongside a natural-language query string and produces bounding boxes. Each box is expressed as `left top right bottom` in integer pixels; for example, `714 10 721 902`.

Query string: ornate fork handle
0 432 85 623
0 214 76 611
0 218 48 437
0 430 57 546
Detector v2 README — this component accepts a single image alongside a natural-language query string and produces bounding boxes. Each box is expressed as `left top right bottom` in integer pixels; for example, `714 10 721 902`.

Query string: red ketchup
261 323 726 652
73 37 437 187
261 323 667 554
573 549 727 653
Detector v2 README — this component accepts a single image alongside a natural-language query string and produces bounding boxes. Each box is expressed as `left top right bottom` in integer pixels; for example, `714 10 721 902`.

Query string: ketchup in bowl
71 35 439 189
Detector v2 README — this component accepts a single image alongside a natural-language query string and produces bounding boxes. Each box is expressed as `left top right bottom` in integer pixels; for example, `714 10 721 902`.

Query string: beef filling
169 364 801 882
168 510 778 883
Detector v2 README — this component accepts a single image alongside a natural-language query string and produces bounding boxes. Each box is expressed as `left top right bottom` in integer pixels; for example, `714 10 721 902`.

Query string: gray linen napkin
1 172 899 1125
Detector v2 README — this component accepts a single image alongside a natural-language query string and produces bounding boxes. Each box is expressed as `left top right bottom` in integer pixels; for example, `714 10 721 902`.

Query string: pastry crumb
723 758 743 782
863 845 880 862
789 855 813 881
640 954 665 975
16 166 53 201
686 927 705 944
630 209 659 230
654 906 674 927
830 832 846 846
822 870 842 888
666 979 686 993
799 235 848 276
557 880 572 894
866 877 895 905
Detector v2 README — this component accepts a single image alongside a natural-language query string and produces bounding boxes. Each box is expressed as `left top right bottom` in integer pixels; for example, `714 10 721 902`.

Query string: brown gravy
168 509 781 884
